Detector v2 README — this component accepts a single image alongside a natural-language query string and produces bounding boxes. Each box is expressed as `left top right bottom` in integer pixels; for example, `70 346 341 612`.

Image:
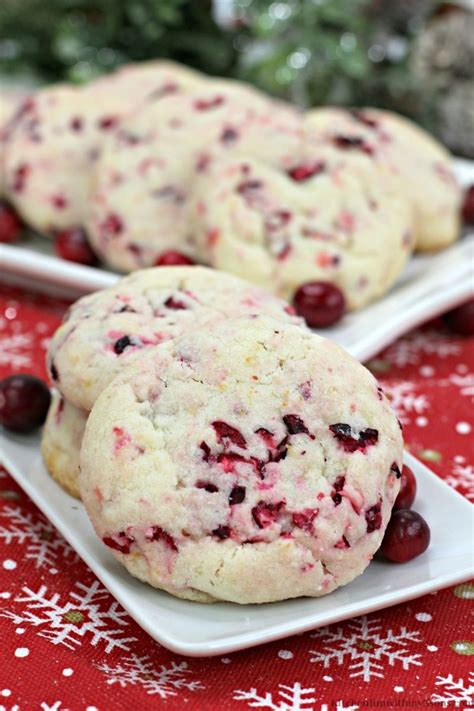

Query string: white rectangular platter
1 430 472 657
1 161 473 363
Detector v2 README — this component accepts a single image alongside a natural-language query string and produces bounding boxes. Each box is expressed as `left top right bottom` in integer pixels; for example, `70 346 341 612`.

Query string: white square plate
1 431 472 657
1 161 473 363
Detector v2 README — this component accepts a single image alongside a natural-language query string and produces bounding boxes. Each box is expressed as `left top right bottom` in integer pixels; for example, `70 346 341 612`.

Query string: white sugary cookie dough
3 61 203 234
80 315 403 604
189 153 413 309
304 107 461 251
41 392 88 498
47 266 302 412
87 83 302 270
0 91 29 197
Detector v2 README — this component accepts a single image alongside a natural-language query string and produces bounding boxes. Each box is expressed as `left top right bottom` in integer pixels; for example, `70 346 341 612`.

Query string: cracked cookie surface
80 315 403 604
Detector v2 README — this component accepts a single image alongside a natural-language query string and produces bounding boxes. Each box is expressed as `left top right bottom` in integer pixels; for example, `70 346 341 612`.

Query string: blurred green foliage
0 0 438 126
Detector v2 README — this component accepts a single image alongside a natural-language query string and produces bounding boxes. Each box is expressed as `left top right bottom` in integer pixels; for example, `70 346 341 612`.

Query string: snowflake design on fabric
384 330 461 367
0 333 33 369
96 655 204 698
40 704 70 711
447 373 474 399
445 460 474 501
309 615 423 682
234 683 359 711
0 505 75 570
0 580 136 653
381 381 429 424
431 672 474 708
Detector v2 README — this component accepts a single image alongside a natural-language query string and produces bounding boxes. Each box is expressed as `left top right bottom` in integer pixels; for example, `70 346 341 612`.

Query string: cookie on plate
189 153 413 310
3 62 203 234
0 91 29 197
80 315 403 604
41 392 88 498
86 83 302 270
304 107 461 251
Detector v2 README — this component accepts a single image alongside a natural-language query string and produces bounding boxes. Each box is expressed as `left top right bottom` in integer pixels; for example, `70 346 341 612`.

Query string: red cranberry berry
394 464 417 510
461 184 474 224
380 509 430 563
0 374 51 433
54 228 98 266
443 300 474 336
293 281 346 328
0 201 22 243
155 251 195 267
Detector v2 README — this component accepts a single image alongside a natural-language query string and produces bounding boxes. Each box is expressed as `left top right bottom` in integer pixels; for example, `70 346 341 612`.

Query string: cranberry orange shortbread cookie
41 393 88 498
47 266 301 412
304 107 461 251
80 315 403 604
3 62 202 234
87 83 302 270
190 153 412 310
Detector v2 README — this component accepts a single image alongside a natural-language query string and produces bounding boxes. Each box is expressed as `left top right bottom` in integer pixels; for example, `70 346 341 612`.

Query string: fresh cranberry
380 510 430 563
461 184 474 224
155 251 195 266
0 374 51 433
54 228 98 266
292 281 346 328
394 464 417 510
443 300 474 336
0 201 22 243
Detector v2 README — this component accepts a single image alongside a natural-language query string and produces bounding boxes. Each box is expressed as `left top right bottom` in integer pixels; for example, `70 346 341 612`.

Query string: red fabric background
0 282 472 711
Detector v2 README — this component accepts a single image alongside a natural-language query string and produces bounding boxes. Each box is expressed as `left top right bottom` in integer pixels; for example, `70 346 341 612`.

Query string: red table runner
0 282 472 711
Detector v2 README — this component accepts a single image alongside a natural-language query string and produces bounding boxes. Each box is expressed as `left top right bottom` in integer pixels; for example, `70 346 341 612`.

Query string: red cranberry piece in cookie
212 421 247 449
461 184 474 224
293 281 346 328
329 423 378 453
365 502 383 533
394 464 417 510
194 95 224 111
292 508 318 532
380 510 430 563
0 201 22 243
283 414 309 435
113 335 133 355
229 485 246 505
54 228 98 266
287 161 325 182
443 300 474 336
252 500 285 528
145 525 178 551
0 374 51 433
212 525 231 540
103 531 134 554
155 251 195 267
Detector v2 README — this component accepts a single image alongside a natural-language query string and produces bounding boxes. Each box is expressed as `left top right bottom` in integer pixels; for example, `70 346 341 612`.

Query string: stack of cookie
43 266 404 604
1 60 462 314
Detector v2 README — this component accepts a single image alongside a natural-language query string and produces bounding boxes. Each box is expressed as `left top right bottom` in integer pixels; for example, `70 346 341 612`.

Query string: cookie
80 315 403 604
47 266 302 412
41 392 88 498
86 83 302 270
0 91 29 197
3 62 203 234
304 107 461 251
189 153 413 310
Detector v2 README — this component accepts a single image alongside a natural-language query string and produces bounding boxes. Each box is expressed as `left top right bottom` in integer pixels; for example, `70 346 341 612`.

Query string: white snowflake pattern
431 672 474 708
0 333 33 369
234 683 358 711
381 381 429 424
97 654 204 698
384 330 460 367
445 461 474 501
0 505 75 570
309 615 423 682
0 706 20 711
447 373 474 399
0 580 136 653
40 704 70 711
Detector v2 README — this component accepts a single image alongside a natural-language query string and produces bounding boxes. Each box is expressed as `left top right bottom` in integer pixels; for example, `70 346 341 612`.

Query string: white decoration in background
233 683 359 711
447 372 474 399
309 615 423 683
384 329 461 368
382 381 429 424
0 580 136 653
445 461 474 501
431 672 474 708
0 505 75 570
96 655 203 698
0 333 32 369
